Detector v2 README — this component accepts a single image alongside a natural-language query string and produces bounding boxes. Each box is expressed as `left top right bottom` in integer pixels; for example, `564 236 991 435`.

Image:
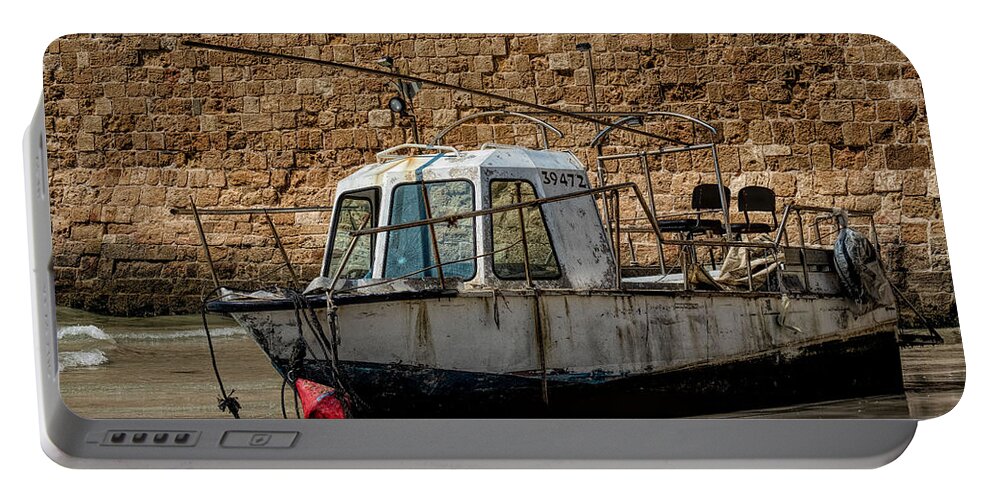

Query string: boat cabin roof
337 145 588 193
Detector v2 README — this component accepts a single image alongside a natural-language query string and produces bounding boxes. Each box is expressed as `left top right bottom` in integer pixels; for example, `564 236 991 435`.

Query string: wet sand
707 329 964 419
57 307 965 419
58 308 286 419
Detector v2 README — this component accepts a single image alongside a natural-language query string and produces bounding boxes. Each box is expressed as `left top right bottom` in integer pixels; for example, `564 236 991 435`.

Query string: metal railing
375 143 460 163
325 181 797 297
181 199 331 292
429 110 565 150
772 204 879 292
330 182 664 293
178 189 868 299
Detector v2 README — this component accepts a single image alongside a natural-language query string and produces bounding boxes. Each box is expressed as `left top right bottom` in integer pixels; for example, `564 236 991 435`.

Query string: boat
184 41 905 418
199 130 905 418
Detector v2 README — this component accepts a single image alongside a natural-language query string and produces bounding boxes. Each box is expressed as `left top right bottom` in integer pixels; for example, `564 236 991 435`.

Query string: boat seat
656 183 730 236
731 186 778 236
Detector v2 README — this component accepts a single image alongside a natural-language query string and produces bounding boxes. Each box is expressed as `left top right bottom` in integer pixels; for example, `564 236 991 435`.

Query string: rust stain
537 294 552 355
414 302 436 366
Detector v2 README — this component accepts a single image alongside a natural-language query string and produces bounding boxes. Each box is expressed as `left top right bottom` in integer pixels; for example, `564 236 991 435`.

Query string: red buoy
294 378 349 419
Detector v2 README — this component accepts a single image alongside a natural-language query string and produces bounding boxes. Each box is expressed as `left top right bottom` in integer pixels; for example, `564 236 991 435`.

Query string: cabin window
385 180 476 279
490 180 561 280
324 191 377 279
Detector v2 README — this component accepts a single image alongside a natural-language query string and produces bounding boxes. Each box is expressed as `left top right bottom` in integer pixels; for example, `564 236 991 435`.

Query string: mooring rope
280 377 288 419
198 283 366 418
287 288 364 414
199 304 241 419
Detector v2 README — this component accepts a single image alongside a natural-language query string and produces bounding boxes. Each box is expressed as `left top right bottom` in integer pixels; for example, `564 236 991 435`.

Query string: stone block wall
42 34 955 324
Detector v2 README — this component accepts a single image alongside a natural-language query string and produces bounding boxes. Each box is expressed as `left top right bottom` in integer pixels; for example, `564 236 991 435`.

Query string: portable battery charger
26 33 963 467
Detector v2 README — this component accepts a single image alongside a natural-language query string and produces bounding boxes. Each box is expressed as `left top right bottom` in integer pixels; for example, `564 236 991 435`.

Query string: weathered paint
232 289 898 380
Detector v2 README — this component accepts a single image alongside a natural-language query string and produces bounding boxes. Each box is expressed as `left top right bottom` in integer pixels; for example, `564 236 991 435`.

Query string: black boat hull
290 328 904 418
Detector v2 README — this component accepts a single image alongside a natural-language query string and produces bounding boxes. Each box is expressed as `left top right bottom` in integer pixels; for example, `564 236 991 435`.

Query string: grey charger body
25 98 917 468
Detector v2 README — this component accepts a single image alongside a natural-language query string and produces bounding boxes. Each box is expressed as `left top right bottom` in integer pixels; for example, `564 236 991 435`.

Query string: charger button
220 431 298 449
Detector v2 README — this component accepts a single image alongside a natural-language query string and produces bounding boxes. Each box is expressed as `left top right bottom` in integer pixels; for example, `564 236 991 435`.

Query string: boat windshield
490 180 560 280
324 191 377 279
384 180 476 279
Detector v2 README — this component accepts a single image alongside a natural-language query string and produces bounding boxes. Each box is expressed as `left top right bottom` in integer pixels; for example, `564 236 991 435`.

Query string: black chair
730 186 777 235
656 184 730 270
656 183 730 235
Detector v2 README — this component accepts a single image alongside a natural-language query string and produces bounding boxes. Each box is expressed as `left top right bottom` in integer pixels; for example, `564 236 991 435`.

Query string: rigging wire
182 40 690 147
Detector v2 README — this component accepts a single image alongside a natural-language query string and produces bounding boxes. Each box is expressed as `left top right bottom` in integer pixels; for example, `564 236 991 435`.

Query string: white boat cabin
321 144 617 291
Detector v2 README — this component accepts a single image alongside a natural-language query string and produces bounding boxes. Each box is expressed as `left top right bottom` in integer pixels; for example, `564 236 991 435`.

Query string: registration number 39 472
540 170 588 189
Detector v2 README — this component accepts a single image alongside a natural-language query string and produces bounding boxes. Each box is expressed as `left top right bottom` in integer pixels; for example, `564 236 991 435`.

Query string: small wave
57 325 111 341
58 350 109 371
113 327 246 341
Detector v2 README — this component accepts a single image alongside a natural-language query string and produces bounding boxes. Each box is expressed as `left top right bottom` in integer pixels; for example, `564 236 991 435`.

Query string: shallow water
56 307 965 419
